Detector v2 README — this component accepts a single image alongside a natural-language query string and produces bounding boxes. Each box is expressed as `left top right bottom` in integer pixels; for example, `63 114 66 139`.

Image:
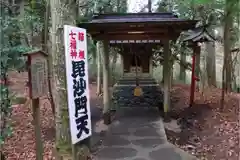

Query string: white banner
64 25 92 144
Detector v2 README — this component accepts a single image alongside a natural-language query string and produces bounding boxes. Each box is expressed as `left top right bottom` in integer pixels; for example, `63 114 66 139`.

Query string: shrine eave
182 26 215 43
77 12 198 34
23 49 48 57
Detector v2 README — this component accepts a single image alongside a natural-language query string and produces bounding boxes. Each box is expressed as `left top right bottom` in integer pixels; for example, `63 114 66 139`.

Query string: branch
78 0 95 8
231 48 240 53
0 0 13 14
155 52 192 70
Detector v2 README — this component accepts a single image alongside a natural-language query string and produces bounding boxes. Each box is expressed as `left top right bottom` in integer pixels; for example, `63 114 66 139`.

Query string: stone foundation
112 78 163 109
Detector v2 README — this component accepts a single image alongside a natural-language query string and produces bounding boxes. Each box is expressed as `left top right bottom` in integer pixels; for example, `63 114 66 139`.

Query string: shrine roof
23 49 48 57
90 12 185 23
78 12 198 41
78 12 198 30
182 26 215 43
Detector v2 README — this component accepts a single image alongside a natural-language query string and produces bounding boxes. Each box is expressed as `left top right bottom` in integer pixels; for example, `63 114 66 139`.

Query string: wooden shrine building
78 12 198 124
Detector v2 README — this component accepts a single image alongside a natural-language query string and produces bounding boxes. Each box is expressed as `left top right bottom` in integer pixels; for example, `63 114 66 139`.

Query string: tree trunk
117 0 120 12
195 49 201 78
41 0 55 116
237 4 240 92
50 0 91 159
148 0 152 12
111 53 117 84
50 0 91 158
50 0 71 155
179 46 186 82
206 41 217 87
194 46 201 90
96 41 102 95
223 0 233 92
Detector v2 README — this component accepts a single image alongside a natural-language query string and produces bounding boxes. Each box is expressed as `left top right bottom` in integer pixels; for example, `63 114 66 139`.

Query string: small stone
185 144 196 151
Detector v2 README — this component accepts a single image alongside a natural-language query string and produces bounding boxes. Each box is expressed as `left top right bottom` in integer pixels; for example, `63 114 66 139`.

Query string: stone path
93 108 198 160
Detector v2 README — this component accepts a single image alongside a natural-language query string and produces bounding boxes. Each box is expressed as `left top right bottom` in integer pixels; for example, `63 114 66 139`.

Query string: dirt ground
2 71 240 160
167 84 240 160
2 71 103 160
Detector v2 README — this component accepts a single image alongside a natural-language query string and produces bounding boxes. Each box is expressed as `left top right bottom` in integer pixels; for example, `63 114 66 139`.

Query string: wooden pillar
102 40 111 124
149 55 153 76
32 98 43 160
195 44 201 91
195 45 201 78
163 40 171 120
121 54 124 77
189 43 201 106
96 41 102 95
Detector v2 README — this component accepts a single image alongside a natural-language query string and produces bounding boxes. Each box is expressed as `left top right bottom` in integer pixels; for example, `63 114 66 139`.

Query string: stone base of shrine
112 77 163 110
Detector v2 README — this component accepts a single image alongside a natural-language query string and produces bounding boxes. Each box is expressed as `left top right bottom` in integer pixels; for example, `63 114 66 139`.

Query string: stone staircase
112 77 163 110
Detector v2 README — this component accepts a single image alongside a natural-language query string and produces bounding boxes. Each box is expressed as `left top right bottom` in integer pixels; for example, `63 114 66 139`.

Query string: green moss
56 141 91 160
56 140 72 154
76 145 90 160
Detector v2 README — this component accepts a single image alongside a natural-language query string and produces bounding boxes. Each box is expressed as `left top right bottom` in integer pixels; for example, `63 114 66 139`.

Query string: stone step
112 84 163 109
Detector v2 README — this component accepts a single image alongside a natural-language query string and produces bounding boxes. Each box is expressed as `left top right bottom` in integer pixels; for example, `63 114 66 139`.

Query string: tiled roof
87 12 195 24
182 26 215 42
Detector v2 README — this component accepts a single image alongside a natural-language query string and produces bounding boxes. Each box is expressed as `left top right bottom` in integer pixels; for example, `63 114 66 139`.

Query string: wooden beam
93 33 178 41
115 43 159 53
88 27 170 33
81 21 197 33
88 27 182 36
109 42 161 47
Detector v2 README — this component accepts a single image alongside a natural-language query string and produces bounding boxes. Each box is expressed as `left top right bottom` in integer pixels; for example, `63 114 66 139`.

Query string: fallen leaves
166 84 240 160
3 101 55 160
2 72 55 160
3 71 104 160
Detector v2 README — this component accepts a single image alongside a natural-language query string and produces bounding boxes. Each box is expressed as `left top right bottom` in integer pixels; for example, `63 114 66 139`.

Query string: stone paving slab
93 108 198 160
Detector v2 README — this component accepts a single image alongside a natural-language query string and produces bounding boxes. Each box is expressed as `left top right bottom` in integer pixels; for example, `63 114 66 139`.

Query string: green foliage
0 9 30 72
18 1 45 43
0 2 37 145
76 0 128 67
194 0 211 5
0 84 14 145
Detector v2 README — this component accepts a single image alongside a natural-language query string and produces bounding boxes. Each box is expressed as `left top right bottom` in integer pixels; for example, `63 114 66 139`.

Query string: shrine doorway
129 54 142 74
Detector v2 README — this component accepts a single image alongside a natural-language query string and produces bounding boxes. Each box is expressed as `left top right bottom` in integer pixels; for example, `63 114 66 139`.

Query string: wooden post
102 40 111 124
163 40 170 121
26 55 44 160
195 45 201 78
190 44 196 107
96 41 102 95
189 43 200 107
32 98 43 160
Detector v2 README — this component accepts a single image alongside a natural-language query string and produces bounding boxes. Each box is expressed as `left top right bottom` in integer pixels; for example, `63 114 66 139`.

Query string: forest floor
2 71 240 160
2 71 103 160
166 84 240 160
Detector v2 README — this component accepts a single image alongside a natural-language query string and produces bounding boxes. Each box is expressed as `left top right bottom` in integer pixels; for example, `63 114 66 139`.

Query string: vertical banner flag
64 25 92 144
